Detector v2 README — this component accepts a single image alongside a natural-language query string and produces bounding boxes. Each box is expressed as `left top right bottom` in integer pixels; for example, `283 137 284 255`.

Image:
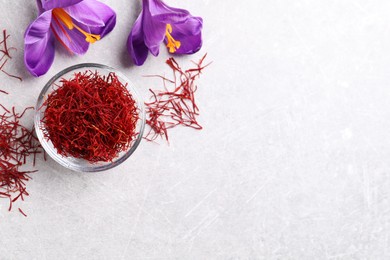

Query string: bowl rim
34 63 145 172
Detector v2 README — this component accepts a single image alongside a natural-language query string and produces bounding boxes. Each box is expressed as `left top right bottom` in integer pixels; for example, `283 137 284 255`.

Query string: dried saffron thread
0 91 43 215
0 30 16 59
144 54 211 142
0 29 22 82
41 71 139 162
18 208 27 217
1 69 22 82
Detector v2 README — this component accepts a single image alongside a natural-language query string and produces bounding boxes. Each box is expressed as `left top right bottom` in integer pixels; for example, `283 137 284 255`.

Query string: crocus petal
36 0 44 14
41 0 84 11
51 18 89 55
169 17 203 54
24 11 55 77
63 0 116 38
127 14 149 66
149 0 191 24
142 0 166 56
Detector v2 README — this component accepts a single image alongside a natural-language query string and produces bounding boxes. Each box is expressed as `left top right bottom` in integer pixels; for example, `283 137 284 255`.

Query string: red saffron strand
0 30 16 59
41 71 139 162
1 69 22 82
18 208 27 217
0 102 42 215
144 54 209 142
0 29 23 82
0 59 7 70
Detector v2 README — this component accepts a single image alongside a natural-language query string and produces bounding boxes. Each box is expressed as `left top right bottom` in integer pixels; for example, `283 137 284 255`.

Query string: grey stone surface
1 0 390 259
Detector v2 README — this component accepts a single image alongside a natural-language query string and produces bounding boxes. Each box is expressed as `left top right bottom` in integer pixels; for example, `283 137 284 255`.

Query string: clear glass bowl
34 63 145 172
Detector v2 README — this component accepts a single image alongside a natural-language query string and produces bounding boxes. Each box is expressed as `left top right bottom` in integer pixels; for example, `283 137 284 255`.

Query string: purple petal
127 14 149 66
51 17 89 54
169 16 203 54
142 0 166 56
24 11 55 77
41 0 84 11
63 0 116 38
36 0 44 14
148 0 191 24
170 32 202 54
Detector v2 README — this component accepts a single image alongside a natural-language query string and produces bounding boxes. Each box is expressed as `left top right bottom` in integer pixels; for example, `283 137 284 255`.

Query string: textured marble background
1 0 390 259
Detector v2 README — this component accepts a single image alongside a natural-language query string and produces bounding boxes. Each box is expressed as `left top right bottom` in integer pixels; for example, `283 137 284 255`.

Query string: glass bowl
34 63 145 172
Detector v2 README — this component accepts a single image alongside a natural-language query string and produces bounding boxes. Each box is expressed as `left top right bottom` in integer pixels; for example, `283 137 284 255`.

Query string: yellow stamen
52 8 101 43
165 24 181 53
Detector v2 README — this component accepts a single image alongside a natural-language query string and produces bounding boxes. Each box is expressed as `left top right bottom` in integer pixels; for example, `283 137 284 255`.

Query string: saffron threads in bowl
0 92 42 215
144 54 210 142
41 71 139 163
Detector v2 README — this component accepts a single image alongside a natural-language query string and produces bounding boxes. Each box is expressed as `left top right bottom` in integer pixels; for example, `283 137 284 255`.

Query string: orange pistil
52 8 101 44
165 24 181 53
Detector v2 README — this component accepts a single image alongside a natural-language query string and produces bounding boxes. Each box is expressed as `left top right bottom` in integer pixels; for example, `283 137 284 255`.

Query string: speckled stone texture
1 0 390 259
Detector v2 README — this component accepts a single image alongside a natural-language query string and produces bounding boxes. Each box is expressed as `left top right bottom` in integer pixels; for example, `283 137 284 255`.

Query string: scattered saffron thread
144 54 211 142
41 71 139 162
0 30 16 59
0 91 43 216
0 29 22 82
18 208 27 217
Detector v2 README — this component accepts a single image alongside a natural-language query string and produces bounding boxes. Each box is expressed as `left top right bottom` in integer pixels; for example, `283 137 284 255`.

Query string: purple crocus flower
24 0 116 77
127 0 203 66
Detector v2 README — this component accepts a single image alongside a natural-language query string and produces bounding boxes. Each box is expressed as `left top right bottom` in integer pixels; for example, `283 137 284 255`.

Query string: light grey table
1 0 390 259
